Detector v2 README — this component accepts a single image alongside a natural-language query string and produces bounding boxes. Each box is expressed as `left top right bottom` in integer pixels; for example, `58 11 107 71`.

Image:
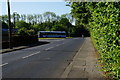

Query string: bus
38 31 66 38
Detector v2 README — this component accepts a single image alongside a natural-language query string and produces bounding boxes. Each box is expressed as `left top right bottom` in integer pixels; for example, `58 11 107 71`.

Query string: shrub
88 2 120 79
69 2 120 79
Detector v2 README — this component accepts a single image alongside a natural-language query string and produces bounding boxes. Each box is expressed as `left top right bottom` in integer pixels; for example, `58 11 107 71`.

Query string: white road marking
55 44 60 47
62 43 65 44
22 51 41 59
45 42 66 50
45 47 54 50
55 43 65 47
0 63 8 67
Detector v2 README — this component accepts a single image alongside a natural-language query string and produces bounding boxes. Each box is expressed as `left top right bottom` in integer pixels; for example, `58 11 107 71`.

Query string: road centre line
0 63 8 67
22 51 41 59
55 43 65 47
45 42 66 50
55 44 61 47
45 47 54 50
62 43 64 44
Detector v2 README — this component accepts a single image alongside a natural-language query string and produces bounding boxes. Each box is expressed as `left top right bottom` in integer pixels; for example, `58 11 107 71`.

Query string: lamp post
7 0 12 49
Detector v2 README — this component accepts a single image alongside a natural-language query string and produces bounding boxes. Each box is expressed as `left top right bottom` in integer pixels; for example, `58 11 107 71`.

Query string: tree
33 24 46 34
33 14 37 24
27 14 34 24
51 24 66 31
61 13 74 24
37 14 43 23
16 20 30 29
55 15 60 22
15 13 20 21
43 12 56 22
67 2 120 79
67 2 91 26
2 15 8 23
17 27 28 35
20 14 26 21
1 12 76 36
66 2 90 36
59 17 72 36
2 22 8 29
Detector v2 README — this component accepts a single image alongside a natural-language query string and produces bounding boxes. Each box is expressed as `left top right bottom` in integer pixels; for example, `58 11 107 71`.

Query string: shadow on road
2 41 50 53
28 41 50 47
2 41 50 49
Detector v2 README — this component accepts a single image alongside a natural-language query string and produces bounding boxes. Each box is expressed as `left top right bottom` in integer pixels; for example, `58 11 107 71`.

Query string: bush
69 2 120 79
2 35 38 49
88 2 120 79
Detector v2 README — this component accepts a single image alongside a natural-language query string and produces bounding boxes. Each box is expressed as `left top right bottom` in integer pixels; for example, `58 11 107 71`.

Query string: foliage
43 12 57 22
51 24 66 31
68 2 120 79
15 20 33 35
32 24 46 34
17 27 28 35
89 2 120 79
1 11 89 37
2 22 8 29
16 20 30 29
67 2 90 36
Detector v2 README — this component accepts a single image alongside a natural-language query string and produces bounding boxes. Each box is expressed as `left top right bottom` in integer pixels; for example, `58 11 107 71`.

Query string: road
2 38 85 78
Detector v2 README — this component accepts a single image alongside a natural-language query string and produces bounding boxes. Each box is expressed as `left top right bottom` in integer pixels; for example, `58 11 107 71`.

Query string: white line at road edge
0 63 8 67
22 51 41 59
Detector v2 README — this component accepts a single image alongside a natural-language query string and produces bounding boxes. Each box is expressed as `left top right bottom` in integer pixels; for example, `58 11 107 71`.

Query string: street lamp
7 0 12 49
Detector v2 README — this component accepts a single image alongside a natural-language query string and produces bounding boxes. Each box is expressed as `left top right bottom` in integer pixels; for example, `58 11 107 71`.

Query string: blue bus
38 31 66 38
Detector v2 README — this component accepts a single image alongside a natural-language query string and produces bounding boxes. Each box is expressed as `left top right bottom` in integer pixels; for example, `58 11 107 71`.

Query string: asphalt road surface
2 38 85 78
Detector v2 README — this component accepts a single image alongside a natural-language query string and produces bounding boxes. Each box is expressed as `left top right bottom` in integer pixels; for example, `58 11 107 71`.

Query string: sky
1 1 71 16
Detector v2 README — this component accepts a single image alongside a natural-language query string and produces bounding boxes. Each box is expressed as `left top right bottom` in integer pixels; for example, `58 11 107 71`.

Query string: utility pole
7 0 12 49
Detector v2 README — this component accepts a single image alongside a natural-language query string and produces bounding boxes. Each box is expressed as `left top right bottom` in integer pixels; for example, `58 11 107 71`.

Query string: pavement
61 37 105 80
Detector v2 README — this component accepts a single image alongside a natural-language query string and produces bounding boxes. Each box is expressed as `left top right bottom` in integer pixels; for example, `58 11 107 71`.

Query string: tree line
1 11 90 37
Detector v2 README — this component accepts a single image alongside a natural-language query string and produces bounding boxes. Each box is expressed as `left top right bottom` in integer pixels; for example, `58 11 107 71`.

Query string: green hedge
2 35 38 49
88 2 120 79
69 2 120 79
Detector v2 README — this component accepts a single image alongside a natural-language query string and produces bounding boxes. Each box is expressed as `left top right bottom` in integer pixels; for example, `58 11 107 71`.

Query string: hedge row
2 35 38 49
88 2 120 79
68 2 120 79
